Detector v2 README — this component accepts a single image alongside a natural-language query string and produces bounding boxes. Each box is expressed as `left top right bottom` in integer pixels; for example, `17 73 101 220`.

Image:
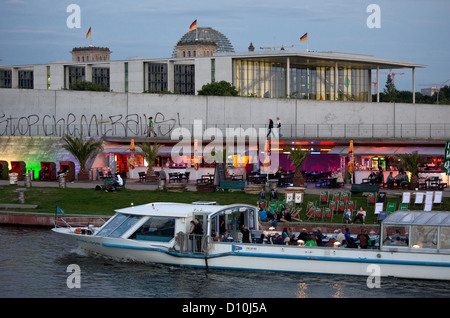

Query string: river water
1 226 449 299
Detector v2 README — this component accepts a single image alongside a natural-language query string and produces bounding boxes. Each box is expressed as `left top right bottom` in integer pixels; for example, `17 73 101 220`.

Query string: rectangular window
147 63 168 92
0 70 12 88
47 66 51 89
124 62 128 92
410 225 438 249
96 213 129 237
211 59 215 83
18 70 34 89
68 66 85 87
174 64 195 95
92 67 110 88
129 217 175 242
382 225 409 247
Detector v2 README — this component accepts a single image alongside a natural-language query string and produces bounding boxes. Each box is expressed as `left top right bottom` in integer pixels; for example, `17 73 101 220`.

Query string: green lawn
1 185 449 224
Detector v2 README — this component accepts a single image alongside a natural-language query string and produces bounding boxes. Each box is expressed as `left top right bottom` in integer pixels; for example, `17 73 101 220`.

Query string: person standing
192 218 203 252
148 116 157 137
276 117 282 137
241 225 251 243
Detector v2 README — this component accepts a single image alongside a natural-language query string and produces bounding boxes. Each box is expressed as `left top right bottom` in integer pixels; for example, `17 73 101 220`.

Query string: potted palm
61 135 104 181
137 141 162 182
392 151 425 190
288 147 309 187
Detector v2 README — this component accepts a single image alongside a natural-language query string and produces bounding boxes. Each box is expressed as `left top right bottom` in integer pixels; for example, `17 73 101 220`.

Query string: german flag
189 20 197 30
300 32 307 42
86 27 91 39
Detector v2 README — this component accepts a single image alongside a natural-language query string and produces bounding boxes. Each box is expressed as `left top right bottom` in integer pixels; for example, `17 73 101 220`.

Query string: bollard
16 188 26 204
59 176 66 188
24 172 32 188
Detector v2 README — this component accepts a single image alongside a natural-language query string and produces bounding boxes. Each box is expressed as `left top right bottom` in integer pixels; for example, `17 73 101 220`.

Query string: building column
11 67 18 89
412 67 416 104
334 62 338 100
168 60 174 92
286 57 290 97
376 66 380 103
85 64 92 82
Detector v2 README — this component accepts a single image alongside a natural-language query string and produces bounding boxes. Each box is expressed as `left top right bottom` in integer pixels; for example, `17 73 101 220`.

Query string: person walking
267 118 274 138
276 117 282 137
148 116 157 137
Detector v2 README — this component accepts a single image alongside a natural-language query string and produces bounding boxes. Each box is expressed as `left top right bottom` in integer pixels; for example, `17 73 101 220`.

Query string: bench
350 183 380 194
218 180 245 191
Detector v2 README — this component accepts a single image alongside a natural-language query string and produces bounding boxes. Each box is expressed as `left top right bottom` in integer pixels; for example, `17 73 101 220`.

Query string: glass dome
172 27 234 57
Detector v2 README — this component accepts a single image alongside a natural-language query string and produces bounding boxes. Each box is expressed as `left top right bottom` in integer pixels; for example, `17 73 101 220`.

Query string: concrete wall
1 88 449 139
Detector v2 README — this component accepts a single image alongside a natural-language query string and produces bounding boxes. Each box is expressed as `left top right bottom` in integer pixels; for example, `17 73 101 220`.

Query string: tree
383 74 398 102
288 147 309 186
197 81 239 96
392 151 425 185
137 142 162 176
61 135 103 179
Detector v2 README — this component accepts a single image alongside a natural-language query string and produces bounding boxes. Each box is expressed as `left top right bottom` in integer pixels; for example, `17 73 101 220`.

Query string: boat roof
383 211 450 226
115 202 255 218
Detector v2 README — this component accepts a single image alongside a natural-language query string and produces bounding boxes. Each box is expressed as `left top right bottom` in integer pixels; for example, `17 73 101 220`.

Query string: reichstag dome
172 27 234 58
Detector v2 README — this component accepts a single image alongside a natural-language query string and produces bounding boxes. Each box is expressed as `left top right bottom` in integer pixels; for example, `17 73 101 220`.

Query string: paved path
1 178 449 197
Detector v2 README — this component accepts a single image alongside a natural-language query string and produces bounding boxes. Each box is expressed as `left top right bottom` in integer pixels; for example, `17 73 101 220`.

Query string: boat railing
53 216 107 233
176 232 211 255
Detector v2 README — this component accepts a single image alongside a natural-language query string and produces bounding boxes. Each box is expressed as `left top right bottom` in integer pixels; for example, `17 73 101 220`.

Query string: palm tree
288 147 309 186
392 151 425 185
61 135 104 179
137 142 162 176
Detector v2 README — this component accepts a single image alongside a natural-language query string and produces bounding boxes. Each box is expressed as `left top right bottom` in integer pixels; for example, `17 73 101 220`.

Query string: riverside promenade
1 178 449 234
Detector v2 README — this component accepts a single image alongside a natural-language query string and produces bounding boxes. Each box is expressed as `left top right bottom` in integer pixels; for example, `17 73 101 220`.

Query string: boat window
439 227 450 251
129 217 175 242
95 213 129 237
108 215 141 238
382 225 409 247
410 225 438 249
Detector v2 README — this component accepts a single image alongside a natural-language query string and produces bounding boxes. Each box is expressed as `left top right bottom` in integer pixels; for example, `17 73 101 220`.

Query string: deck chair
374 202 383 214
399 203 408 210
387 202 396 213
337 201 346 214
329 201 337 213
314 207 323 220
347 200 356 212
269 201 278 211
414 192 424 206
401 192 411 206
277 200 286 212
332 191 341 202
341 192 350 204
323 207 333 222
367 192 376 205
424 191 433 212
434 191 443 206
319 191 329 206
305 203 315 220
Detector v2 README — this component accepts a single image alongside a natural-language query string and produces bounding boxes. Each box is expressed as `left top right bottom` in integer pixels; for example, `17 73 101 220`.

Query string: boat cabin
93 202 258 253
381 211 450 254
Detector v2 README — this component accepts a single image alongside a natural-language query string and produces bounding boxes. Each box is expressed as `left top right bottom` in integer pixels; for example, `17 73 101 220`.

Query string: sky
0 0 449 91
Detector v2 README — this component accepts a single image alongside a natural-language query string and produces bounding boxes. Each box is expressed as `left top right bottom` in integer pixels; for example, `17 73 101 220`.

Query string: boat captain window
382 225 408 247
439 227 450 251
129 217 175 242
410 225 438 249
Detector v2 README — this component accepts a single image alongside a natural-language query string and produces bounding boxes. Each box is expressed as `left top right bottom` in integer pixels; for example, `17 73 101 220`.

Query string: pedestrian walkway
1 179 449 197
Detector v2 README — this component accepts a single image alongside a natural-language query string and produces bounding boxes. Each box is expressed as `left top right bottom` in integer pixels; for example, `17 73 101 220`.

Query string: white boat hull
53 228 450 281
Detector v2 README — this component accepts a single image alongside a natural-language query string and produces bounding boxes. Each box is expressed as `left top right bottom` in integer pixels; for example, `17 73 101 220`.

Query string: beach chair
374 202 383 214
329 201 337 213
277 200 286 212
337 201 346 214
387 202 396 213
314 207 323 220
347 200 356 213
401 192 411 208
367 192 376 205
332 191 341 202
341 192 350 204
323 207 333 222
269 201 278 211
319 191 329 206
434 191 443 206
305 202 315 220
424 191 433 212
414 192 424 206
399 203 408 210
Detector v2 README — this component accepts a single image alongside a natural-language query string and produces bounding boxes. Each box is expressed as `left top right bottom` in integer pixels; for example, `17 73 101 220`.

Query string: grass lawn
1 185 449 224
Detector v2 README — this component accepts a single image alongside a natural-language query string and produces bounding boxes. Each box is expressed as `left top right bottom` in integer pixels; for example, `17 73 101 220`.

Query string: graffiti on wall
0 111 181 137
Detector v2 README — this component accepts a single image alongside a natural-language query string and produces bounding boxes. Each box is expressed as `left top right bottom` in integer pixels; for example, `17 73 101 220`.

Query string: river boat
52 202 450 280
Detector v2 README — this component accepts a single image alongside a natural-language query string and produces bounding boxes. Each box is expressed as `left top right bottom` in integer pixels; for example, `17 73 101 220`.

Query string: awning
328 146 444 156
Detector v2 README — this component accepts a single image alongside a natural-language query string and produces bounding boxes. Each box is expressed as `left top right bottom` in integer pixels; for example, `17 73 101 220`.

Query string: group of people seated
257 187 302 226
386 171 409 189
